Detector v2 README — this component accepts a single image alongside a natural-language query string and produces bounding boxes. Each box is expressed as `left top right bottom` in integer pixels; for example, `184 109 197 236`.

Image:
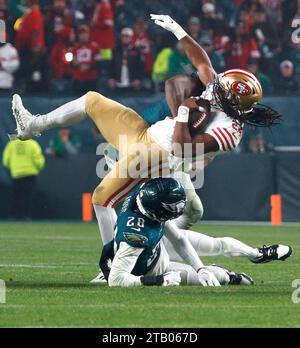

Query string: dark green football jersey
115 188 165 276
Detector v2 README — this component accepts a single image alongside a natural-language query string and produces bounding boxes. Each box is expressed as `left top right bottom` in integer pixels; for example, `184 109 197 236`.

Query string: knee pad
218 237 239 257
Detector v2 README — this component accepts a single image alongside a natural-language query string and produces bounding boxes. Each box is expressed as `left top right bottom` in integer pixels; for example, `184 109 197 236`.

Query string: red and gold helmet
218 69 263 113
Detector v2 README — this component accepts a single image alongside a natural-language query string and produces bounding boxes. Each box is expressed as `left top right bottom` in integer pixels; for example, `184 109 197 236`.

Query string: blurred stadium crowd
0 0 300 96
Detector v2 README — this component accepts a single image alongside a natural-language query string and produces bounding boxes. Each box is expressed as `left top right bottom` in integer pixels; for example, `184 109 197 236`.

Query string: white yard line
0 236 98 241
0 304 297 309
0 264 63 269
0 262 96 269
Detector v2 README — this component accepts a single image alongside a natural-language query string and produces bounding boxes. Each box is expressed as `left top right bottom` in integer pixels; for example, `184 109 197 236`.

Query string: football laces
192 114 206 128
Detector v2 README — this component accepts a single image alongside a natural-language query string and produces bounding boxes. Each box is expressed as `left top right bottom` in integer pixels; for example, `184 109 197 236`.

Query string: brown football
188 99 211 135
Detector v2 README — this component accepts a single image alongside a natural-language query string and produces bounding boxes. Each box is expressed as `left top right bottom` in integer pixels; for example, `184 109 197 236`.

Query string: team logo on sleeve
124 232 148 245
232 81 251 96
162 200 186 213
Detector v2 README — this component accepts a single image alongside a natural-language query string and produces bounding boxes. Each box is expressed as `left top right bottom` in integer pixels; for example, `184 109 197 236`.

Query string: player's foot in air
250 244 293 264
90 270 107 284
11 94 40 140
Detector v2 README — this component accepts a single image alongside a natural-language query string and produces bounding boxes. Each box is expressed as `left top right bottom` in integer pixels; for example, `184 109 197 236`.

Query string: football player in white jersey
148 14 281 231
94 13 282 244
9 14 282 285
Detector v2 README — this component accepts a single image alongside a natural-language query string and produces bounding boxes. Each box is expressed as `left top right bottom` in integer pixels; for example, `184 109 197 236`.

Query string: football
188 99 211 135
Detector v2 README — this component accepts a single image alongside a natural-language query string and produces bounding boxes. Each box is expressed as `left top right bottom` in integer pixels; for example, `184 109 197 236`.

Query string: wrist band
177 106 190 123
141 275 164 286
174 27 188 41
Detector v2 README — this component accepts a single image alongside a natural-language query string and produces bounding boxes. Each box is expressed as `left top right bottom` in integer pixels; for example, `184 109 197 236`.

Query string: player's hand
163 271 181 286
181 97 201 111
150 14 187 40
197 268 221 287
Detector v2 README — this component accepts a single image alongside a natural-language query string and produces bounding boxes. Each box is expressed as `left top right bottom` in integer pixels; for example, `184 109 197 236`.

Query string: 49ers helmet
218 69 263 113
213 69 281 127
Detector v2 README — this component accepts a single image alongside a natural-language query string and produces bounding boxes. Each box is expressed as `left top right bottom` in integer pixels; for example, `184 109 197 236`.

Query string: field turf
0 222 299 328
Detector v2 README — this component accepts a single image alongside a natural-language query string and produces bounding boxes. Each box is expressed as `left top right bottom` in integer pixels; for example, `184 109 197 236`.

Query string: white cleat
11 94 40 140
90 271 107 284
250 244 293 264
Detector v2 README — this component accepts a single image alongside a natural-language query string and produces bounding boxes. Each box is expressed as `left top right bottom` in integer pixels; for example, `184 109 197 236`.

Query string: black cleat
209 264 254 285
250 244 293 264
227 271 254 285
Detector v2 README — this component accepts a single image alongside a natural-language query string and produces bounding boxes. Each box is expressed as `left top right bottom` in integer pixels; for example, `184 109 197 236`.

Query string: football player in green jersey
98 178 292 287
101 177 286 287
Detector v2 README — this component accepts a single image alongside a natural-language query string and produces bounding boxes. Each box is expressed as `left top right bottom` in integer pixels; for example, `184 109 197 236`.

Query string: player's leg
166 262 229 285
11 94 87 140
185 231 260 258
84 92 149 150
173 173 203 229
167 262 253 286
93 156 147 244
163 230 260 261
164 229 292 263
180 230 292 262
11 92 149 146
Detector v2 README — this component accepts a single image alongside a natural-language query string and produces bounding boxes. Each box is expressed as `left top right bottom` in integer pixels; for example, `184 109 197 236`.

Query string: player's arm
165 74 200 116
180 36 216 86
164 221 204 272
164 221 221 287
108 242 180 287
172 98 219 157
108 242 145 287
150 14 217 86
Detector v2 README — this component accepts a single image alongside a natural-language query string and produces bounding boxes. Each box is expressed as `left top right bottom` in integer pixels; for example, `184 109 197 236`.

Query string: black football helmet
136 178 186 222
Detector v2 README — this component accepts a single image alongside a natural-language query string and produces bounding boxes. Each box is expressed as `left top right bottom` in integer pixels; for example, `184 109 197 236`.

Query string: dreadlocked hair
212 79 282 128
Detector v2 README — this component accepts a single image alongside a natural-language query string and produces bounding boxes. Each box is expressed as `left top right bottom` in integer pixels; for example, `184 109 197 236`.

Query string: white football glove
162 271 182 286
150 14 187 40
197 268 221 287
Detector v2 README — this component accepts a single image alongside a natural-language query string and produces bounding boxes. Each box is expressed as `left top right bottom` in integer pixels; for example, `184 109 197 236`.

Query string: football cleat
208 264 254 285
227 271 254 285
90 270 107 284
11 94 40 140
250 244 293 264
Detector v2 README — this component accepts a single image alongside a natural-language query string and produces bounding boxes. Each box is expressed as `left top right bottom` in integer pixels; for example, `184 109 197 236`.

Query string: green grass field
0 222 299 328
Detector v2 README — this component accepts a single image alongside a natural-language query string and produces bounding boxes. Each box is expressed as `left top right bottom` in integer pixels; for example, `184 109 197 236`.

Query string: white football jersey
147 81 244 168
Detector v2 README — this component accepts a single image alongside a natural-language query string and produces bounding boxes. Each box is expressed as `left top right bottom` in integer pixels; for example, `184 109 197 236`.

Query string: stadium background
0 0 300 222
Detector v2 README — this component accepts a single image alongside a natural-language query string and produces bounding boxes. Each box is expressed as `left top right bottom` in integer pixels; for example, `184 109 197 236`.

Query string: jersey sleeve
204 115 244 152
108 242 143 287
